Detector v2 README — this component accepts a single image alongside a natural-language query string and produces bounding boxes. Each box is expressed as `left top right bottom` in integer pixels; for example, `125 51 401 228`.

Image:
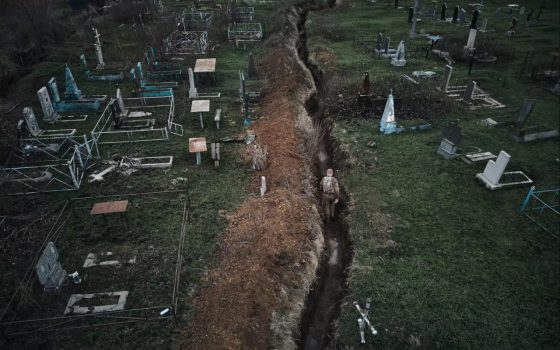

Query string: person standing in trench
320 168 340 222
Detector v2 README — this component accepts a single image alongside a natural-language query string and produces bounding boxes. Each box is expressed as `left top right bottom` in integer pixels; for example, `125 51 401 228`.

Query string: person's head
326 168 334 177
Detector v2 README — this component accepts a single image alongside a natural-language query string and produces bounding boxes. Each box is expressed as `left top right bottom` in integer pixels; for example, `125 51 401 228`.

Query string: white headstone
23 107 42 137
466 28 477 49
116 88 128 117
380 91 397 133
481 151 510 185
37 87 58 122
440 65 453 92
519 6 525 15
188 68 198 98
94 43 105 70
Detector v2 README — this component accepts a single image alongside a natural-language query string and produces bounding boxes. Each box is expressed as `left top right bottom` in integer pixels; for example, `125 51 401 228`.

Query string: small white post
260 176 266 196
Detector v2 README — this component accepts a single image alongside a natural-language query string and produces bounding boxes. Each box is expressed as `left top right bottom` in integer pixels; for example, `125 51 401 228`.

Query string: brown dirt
182 43 321 350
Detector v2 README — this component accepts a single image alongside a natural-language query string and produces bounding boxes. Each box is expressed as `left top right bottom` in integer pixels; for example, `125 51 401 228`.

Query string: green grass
306 1 560 349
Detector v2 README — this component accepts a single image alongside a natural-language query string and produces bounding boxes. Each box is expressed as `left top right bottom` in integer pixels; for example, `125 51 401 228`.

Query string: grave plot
228 23 263 43
163 30 209 57
0 107 94 195
438 64 505 109
0 192 188 337
228 0 255 23
519 186 560 238
90 90 181 145
180 6 214 30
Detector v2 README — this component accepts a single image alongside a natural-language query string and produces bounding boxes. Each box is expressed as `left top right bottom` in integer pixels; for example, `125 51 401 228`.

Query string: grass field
305 1 559 349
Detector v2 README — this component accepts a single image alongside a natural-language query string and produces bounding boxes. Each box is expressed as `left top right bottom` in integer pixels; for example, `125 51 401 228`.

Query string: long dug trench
293 2 354 349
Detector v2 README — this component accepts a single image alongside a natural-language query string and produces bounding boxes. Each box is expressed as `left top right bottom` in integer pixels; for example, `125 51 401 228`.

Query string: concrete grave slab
64 291 129 315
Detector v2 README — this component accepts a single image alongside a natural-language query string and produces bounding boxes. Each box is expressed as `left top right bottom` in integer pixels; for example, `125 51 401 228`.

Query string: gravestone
452 5 459 23
479 151 510 186
48 78 62 103
410 15 418 36
35 241 67 292
360 72 371 95
64 67 82 100
188 68 198 98
116 88 128 117
376 32 383 51
383 36 391 54
211 142 220 167
514 99 535 129
437 124 462 159
441 123 462 146
408 7 414 22
462 81 476 103
458 8 466 24
440 65 452 92
480 18 488 32
23 107 42 137
440 3 447 21
380 91 397 134
465 28 477 50
391 40 406 66
519 6 525 16
94 44 105 70
37 87 58 122
470 9 480 29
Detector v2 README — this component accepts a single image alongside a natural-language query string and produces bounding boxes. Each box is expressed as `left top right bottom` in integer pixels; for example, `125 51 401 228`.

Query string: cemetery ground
0 0 559 349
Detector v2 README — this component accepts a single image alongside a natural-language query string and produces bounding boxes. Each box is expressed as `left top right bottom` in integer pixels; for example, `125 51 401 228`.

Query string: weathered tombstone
64 67 82 100
452 5 459 23
462 81 476 103
380 91 397 134
480 18 488 32
514 99 535 129
465 28 477 50
211 142 220 167
440 65 452 92
375 32 383 52
188 68 198 98
519 6 525 16
408 7 414 22
458 8 466 24
440 3 447 21
94 44 105 70
383 36 391 54
360 72 371 95
37 87 58 122
410 14 418 37
22 107 42 137
35 241 67 292
438 124 462 159
48 78 61 103
391 40 406 66
470 9 480 29
116 88 128 117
